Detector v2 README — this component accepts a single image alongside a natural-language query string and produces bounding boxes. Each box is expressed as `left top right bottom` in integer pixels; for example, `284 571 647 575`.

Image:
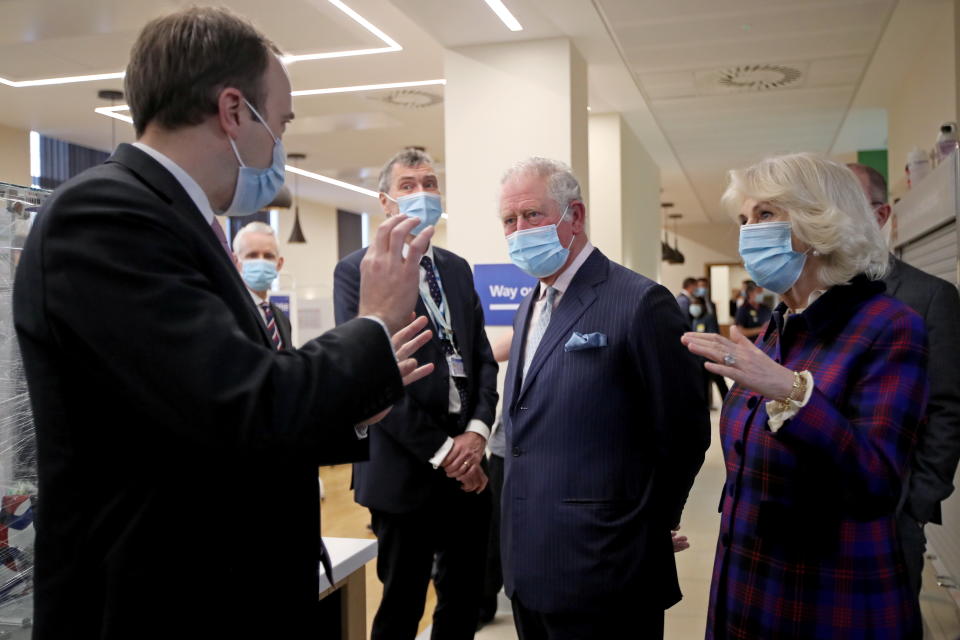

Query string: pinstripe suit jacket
501 249 710 614
708 276 928 639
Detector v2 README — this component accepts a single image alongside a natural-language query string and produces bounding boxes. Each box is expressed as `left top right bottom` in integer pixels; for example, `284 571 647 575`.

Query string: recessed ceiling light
0 0 400 88
482 0 523 32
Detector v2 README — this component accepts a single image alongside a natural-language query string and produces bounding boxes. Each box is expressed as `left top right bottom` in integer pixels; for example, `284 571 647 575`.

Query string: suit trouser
479 453 505 620
897 510 927 595
370 484 491 640
512 595 664 640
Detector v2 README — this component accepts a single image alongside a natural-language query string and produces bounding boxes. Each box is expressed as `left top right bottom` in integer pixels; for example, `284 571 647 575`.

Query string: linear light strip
285 165 378 198
482 0 523 32
292 79 445 97
1 0 399 88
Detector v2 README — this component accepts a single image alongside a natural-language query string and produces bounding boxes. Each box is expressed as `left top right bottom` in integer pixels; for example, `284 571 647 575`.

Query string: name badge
447 354 467 378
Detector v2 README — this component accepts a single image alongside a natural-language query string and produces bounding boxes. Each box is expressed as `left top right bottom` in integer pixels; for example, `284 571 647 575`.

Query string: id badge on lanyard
419 271 465 378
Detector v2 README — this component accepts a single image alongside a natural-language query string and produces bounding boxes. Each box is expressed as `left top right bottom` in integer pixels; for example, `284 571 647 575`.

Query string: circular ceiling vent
368 89 443 109
716 64 802 91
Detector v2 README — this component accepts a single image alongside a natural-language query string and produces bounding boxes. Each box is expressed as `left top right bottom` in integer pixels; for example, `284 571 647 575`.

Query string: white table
318 537 378 640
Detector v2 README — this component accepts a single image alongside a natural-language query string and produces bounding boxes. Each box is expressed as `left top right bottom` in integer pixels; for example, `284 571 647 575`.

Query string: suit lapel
516 250 608 403
884 255 903 298
432 249 470 353
505 289 535 412
109 144 274 348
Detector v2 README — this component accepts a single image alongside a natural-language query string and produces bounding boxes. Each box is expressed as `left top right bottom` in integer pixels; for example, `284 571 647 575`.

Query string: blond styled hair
721 153 889 286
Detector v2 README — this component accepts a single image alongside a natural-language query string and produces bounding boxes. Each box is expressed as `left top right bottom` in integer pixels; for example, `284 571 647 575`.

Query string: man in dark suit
13 9 435 639
676 276 697 322
850 163 960 594
496 157 710 639
233 220 292 348
334 149 499 640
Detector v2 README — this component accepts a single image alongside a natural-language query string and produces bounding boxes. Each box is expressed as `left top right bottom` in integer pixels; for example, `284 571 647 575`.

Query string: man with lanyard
333 148 499 640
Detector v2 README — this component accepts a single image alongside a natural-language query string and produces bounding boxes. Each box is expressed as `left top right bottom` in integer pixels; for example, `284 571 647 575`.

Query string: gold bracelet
775 370 807 411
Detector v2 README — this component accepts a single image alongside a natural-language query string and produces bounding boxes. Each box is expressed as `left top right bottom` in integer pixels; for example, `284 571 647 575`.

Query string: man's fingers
406 225 435 265
396 328 433 362
371 214 406 255
392 315 429 349
401 363 434 387
390 216 420 258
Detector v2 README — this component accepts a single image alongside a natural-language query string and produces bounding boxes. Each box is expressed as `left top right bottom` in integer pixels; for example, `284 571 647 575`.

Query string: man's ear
875 204 892 228
570 201 586 233
217 87 245 140
276 256 284 272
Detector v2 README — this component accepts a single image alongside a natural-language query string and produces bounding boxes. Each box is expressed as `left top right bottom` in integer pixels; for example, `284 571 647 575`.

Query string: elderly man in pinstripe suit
497 157 711 639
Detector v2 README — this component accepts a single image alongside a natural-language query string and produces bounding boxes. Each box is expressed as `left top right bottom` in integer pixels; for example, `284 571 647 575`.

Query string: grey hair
721 152 889 286
232 220 276 254
378 148 435 194
501 157 582 211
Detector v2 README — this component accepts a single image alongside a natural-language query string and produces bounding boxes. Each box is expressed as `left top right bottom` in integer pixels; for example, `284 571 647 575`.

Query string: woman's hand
681 326 794 399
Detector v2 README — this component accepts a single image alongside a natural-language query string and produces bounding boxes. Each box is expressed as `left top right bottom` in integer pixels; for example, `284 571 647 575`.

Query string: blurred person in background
733 282 771 340
684 153 928 639
849 162 960 596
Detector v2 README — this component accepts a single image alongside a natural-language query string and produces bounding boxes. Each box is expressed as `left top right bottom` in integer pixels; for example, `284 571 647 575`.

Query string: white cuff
361 315 394 353
429 437 455 469
354 424 369 439
766 371 815 433
465 419 491 441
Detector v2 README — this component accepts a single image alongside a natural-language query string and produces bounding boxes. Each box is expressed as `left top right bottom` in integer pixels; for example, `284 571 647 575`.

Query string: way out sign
473 264 537 326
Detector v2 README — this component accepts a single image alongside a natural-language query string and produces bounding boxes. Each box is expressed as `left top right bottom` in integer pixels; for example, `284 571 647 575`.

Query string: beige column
588 113 661 280
443 38 588 267
0 125 30 186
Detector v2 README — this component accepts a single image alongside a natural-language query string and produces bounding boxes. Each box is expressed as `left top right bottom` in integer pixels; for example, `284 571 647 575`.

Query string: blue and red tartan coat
707 276 929 640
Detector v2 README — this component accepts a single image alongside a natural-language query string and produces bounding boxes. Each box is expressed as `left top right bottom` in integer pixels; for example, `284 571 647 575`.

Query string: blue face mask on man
223 99 285 216
507 205 575 279
739 221 808 294
241 259 278 292
386 191 443 235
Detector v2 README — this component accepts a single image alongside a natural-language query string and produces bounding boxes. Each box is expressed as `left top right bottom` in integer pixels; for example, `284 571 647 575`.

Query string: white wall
658 222 741 297
887 2 956 199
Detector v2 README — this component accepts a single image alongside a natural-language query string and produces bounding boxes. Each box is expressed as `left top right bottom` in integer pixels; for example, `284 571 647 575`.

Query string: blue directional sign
268 294 291 319
473 264 537 326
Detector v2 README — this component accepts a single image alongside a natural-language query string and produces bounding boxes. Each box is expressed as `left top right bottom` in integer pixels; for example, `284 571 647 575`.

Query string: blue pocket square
564 331 608 352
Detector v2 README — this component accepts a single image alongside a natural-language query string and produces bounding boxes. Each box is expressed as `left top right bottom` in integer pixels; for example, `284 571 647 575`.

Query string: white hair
721 152 889 287
232 220 277 254
501 157 582 211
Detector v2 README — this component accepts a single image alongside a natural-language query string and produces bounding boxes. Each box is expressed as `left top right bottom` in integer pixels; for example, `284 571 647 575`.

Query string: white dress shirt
521 241 595 382
408 244 492 468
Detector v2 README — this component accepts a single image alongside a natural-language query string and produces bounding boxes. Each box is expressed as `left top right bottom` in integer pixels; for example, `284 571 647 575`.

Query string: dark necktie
420 255 468 416
209 219 233 258
260 302 283 350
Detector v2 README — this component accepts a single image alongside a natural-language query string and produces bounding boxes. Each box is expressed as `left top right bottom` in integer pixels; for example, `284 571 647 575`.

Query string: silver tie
522 286 557 382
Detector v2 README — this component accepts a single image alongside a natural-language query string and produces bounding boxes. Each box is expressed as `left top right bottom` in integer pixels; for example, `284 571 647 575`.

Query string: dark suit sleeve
31 182 401 456
907 280 960 523
334 255 451 460
467 275 499 428
632 284 711 529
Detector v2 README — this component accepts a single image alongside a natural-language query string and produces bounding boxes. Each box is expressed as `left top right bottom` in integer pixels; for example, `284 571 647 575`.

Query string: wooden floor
319 464 437 638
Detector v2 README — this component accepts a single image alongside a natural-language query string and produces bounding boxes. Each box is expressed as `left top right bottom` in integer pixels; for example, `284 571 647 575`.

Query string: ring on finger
722 352 737 366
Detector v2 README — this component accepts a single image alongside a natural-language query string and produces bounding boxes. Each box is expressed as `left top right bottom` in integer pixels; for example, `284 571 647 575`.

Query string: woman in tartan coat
684 153 928 640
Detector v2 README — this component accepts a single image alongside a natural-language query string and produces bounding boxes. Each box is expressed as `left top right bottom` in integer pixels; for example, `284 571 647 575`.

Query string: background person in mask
233 221 290 349
13 8 436 639
683 153 929 640
733 281 771 340
333 148 499 640
848 162 960 599
497 157 709 639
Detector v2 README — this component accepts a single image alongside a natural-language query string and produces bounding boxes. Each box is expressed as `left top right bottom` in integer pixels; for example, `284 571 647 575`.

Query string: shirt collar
538 241 594 299
401 241 434 262
132 142 216 224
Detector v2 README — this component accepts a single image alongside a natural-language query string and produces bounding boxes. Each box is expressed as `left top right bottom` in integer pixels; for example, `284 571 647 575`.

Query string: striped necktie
260 302 283 350
209 219 233 258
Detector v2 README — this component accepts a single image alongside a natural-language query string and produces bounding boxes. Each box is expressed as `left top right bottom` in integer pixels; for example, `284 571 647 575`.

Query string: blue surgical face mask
694 286 708 298
507 205 574 279
689 303 703 318
739 221 808 294
223 99 285 216
241 258 278 292
387 191 443 235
